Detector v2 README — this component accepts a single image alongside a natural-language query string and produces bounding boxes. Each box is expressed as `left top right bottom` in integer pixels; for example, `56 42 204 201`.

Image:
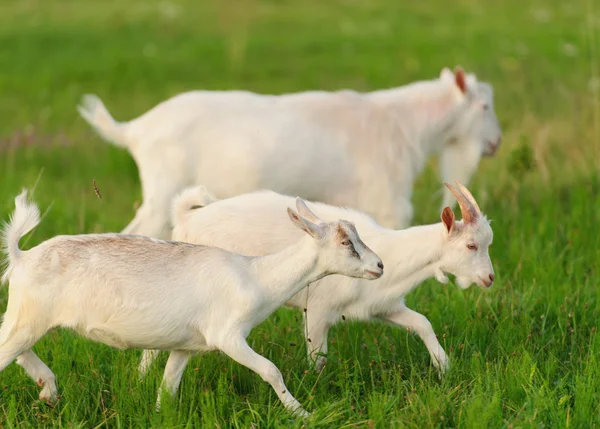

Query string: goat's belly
72 322 207 351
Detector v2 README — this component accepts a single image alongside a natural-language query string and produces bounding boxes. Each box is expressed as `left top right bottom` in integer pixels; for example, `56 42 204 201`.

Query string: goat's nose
378 262 384 270
489 274 495 282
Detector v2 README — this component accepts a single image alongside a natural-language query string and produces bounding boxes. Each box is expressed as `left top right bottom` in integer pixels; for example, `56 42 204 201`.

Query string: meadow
0 0 599 427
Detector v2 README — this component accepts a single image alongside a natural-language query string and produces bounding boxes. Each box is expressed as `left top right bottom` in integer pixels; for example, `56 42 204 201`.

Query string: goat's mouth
483 140 500 156
477 276 493 288
366 270 383 279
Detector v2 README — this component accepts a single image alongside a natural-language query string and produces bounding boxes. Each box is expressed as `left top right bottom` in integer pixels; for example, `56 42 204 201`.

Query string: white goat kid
139 182 494 376
0 192 383 417
78 66 502 239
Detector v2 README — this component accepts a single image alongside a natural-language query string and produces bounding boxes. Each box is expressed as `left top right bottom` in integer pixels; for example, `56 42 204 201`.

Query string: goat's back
14 233 250 299
173 190 382 257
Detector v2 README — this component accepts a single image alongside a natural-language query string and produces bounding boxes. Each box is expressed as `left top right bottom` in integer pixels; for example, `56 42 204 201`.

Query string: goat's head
440 66 502 157
287 198 384 280
438 182 495 289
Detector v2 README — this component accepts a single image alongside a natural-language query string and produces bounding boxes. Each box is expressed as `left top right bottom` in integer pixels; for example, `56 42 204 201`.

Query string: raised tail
171 186 219 228
77 94 128 148
1 190 41 283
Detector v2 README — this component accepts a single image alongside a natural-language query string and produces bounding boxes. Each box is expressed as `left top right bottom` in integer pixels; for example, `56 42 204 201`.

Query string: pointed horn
443 182 476 224
455 182 481 216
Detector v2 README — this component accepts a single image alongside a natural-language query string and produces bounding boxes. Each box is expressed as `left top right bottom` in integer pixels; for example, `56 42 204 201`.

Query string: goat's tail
77 94 128 148
171 186 219 227
1 190 41 283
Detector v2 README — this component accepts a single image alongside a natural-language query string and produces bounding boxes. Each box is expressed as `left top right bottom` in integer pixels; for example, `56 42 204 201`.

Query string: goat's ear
454 66 467 94
441 206 455 235
295 198 321 224
288 207 324 239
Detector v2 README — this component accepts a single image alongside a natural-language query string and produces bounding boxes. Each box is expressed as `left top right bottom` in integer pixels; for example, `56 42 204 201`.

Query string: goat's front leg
439 140 482 210
350 170 412 229
382 307 449 375
219 335 310 418
387 194 413 230
16 350 58 403
156 350 192 411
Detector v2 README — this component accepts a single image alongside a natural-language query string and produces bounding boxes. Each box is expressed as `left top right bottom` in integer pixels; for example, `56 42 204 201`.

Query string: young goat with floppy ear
0 192 383 417
139 181 494 377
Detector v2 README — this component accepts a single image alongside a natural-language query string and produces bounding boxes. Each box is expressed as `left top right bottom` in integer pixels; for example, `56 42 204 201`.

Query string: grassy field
1 0 599 427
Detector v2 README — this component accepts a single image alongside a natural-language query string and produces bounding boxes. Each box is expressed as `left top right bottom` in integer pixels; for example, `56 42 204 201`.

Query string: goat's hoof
293 408 311 418
434 360 450 378
39 392 58 407
39 383 58 404
314 357 327 373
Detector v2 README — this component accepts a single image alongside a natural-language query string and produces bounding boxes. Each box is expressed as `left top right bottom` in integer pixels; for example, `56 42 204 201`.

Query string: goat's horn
443 182 477 224
455 182 481 216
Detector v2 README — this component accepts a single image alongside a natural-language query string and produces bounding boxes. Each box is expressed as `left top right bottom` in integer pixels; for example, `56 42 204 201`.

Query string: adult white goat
139 182 494 376
0 191 383 417
78 66 502 239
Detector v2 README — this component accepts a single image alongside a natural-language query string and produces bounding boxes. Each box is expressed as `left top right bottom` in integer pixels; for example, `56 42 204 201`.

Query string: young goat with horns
139 182 495 376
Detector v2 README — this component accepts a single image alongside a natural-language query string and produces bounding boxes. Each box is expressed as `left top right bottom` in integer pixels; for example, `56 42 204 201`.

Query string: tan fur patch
336 225 349 242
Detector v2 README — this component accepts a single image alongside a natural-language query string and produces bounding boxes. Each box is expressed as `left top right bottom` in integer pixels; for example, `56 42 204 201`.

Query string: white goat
77 66 502 239
139 182 494 376
0 192 383 417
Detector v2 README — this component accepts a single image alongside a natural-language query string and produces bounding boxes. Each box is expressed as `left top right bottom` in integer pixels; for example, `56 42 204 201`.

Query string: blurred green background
0 0 599 427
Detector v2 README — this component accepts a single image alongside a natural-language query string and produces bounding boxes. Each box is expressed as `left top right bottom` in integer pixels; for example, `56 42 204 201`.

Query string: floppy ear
287 207 325 239
295 198 321 224
441 206 455 235
454 66 467 94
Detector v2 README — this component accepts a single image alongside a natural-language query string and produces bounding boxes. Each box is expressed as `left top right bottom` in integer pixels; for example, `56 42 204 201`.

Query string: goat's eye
341 240 351 246
467 244 478 251
482 104 489 110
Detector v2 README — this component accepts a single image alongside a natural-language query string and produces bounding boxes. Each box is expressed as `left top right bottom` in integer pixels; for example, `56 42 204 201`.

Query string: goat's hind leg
121 203 170 239
16 350 58 404
303 313 331 373
155 350 192 411
0 293 53 400
0 326 49 398
122 165 189 240
138 349 160 379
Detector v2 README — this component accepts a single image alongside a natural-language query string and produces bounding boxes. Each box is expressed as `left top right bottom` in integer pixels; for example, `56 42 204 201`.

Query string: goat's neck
250 237 324 304
369 80 461 157
374 223 446 293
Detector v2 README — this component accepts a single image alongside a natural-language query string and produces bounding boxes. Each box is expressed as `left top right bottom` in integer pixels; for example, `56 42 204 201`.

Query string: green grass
1 0 599 427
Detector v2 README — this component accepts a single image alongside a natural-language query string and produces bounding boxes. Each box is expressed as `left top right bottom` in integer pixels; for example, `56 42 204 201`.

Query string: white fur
139 184 495 376
0 190 383 417
78 67 502 239
1 190 40 284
